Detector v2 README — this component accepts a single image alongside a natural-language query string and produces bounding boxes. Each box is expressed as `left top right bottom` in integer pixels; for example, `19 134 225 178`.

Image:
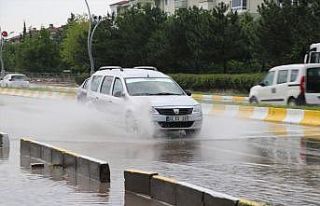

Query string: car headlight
151 107 159 114
193 104 202 113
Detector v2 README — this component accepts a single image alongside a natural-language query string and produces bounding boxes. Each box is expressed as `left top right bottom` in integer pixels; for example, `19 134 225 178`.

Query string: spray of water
0 96 155 142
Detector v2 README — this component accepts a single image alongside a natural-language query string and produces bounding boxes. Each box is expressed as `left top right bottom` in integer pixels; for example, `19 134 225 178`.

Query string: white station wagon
0 74 30 88
85 67 203 136
249 64 320 105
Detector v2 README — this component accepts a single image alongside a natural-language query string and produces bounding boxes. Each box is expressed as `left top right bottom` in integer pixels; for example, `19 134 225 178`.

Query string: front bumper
152 113 203 130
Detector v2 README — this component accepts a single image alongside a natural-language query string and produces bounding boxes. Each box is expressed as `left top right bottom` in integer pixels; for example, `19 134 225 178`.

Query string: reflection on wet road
1 95 320 205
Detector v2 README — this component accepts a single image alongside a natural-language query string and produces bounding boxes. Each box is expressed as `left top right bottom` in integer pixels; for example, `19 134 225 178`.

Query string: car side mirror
259 82 265 87
185 90 192 96
114 91 125 98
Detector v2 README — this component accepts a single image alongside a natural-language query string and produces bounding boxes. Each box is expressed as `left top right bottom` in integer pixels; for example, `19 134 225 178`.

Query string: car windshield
11 75 27 81
125 77 185 96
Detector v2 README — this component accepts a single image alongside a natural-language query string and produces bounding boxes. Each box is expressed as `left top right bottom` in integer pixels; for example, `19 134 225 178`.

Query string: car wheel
249 96 258 104
287 97 297 107
185 129 200 137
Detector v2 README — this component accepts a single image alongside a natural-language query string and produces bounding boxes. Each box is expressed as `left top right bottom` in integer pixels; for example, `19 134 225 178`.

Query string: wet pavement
1 95 320 205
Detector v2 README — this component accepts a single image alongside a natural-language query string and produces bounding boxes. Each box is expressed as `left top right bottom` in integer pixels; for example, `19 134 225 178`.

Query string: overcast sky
0 0 118 37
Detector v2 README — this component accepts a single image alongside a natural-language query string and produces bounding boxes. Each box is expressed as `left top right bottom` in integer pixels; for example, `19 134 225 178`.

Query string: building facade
110 0 156 15
154 0 263 15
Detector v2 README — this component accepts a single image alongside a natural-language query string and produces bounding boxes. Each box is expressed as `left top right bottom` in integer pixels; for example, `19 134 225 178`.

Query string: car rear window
306 67 320 93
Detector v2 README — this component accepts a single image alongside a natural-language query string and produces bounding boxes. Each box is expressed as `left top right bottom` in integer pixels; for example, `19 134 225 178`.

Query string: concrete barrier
0 132 9 147
151 175 177 205
124 170 265 206
20 138 110 183
210 104 320 127
0 132 10 159
0 87 76 100
124 169 158 196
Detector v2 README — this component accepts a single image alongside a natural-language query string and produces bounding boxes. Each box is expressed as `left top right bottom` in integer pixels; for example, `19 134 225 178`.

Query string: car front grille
155 108 193 115
158 121 194 128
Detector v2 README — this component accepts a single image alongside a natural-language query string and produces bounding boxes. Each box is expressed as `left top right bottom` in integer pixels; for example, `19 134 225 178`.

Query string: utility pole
84 0 102 75
0 27 8 79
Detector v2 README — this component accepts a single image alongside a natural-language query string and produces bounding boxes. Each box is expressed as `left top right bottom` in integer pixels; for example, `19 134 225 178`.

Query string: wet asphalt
1 94 320 205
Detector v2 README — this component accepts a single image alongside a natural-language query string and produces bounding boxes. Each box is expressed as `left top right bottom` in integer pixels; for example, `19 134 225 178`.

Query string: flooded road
1 95 320 205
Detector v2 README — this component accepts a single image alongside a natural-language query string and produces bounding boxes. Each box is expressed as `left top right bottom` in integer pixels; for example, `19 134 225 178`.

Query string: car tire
185 129 200 137
287 97 297 107
249 96 258 104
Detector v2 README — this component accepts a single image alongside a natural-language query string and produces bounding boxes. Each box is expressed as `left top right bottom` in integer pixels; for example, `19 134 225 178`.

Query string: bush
170 73 265 94
74 73 90 85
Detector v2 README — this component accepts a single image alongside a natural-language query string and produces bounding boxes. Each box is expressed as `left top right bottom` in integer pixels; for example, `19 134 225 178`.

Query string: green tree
61 16 89 73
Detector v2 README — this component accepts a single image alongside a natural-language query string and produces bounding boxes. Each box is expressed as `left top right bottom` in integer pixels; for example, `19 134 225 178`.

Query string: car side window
263 71 275 86
277 70 288 84
100 76 114 95
112 78 124 97
290 69 299 82
82 79 88 89
90 75 103 92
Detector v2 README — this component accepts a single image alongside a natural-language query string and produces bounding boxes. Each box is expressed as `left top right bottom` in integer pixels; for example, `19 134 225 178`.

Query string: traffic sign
1 31 8 37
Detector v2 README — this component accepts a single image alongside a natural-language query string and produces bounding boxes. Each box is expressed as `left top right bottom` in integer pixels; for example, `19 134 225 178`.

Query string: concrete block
176 181 204 206
77 156 110 182
124 169 158 196
41 145 52 163
78 155 110 183
30 142 42 159
77 156 90 178
88 160 110 183
63 151 78 173
203 189 239 206
51 147 64 166
20 138 31 156
151 175 177 205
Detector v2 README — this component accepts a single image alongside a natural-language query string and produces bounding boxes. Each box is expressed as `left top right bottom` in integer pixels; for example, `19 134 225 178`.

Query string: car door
87 75 103 106
256 71 276 102
109 77 126 115
305 67 320 104
95 75 114 112
273 69 289 105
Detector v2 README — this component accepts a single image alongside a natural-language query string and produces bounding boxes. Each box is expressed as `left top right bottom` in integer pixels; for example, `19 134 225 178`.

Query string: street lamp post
84 0 102 75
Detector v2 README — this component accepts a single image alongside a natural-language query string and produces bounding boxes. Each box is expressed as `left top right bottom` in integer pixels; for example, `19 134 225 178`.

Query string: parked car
0 74 30 88
86 67 203 136
249 64 320 106
77 78 89 103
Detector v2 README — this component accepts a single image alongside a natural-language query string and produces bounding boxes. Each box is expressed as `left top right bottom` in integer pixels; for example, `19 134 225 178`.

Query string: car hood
130 95 199 107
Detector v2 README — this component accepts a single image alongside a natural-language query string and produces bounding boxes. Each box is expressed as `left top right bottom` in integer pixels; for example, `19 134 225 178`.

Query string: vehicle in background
86 67 203 136
0 74 30 88
304 43 320 63
249 64 320 106
76 78 89 103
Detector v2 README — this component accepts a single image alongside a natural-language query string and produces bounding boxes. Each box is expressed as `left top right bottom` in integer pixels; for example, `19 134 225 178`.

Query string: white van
249 64 320 106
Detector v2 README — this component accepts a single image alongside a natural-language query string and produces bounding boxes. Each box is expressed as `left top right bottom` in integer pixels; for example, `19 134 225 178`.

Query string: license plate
166 115 189 122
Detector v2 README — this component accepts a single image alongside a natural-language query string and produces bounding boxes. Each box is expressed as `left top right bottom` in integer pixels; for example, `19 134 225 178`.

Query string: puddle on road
0 140 166 206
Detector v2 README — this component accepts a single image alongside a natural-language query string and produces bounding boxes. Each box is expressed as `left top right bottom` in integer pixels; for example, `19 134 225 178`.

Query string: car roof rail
98 66 122 71
133 66 157 71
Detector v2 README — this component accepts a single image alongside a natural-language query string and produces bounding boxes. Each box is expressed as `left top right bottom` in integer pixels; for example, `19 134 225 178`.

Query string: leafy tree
61 16 89 73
